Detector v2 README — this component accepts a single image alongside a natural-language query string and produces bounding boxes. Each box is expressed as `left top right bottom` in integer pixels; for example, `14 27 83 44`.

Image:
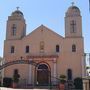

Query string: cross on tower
16 7 19 10
71 2 74 6
70 20 76 33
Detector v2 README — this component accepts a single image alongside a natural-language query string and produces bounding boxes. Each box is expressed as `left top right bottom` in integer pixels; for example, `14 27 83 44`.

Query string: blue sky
0 0 90 57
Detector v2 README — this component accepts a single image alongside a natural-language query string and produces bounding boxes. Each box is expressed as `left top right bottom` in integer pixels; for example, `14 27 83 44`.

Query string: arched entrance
36 63 50 85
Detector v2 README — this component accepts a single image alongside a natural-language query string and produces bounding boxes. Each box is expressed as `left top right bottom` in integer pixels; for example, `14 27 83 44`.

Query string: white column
83 82 86 90
82 54 86 77
53 58 57 85
83 79 90 90
28 59 32 84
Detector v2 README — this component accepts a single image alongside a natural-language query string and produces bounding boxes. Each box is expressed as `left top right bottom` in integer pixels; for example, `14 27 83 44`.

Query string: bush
13 73 20 83
74 77 83 89
3 77 12 87
59 75 66 84
0 81 1 86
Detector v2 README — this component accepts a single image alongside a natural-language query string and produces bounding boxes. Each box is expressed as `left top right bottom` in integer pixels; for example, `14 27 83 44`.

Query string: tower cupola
11 9 24 17
66 6 81 17
6 7 26 40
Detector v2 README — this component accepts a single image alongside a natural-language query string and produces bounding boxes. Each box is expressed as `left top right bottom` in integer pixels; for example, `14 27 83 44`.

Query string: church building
3 5 84 86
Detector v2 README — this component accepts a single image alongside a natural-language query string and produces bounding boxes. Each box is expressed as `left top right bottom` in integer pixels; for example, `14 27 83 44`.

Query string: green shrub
3 77 12 87
13 72 20 83
59 75 66 84
74 77 83 89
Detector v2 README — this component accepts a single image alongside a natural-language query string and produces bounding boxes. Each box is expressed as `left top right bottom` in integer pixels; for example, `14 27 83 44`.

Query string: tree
13 72 20 83
12 69 20 88
86 66 90 76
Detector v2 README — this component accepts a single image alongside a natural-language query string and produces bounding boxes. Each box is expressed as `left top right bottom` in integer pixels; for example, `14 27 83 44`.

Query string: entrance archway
36 63 50 85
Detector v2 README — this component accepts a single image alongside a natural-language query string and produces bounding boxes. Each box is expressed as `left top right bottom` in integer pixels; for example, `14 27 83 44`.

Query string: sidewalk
0 87 52 90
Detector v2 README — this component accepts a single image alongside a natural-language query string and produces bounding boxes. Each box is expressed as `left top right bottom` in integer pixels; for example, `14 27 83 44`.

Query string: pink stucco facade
3 5 84 85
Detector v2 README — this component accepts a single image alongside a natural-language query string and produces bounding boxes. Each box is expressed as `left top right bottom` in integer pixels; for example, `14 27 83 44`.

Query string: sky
0 0 90 57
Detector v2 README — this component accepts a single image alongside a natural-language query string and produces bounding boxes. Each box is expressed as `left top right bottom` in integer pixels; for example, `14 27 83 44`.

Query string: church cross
16 7 19 10
70 20 76 33
71 2 74 6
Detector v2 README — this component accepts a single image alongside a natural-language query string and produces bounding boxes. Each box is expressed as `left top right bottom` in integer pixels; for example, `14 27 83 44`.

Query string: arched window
11 24 17 36
11 46 15 53
26 45 29 53
70 20 76 33
56 45 59 52
72 44 76 52
38 64 48 69
67 69 72 80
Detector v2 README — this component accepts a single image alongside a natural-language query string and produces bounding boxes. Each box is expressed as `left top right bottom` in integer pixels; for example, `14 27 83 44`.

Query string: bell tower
65 4 82 38
6 7 26 40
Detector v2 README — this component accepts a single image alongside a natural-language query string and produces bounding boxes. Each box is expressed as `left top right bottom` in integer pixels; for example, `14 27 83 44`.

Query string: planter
59 83 65 90
12 82 17 88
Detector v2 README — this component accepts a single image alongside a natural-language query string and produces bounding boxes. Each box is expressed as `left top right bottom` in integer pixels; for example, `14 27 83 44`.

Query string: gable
23 25 64 41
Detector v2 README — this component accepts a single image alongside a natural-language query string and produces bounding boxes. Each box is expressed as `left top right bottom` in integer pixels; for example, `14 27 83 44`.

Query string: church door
36 64 50 85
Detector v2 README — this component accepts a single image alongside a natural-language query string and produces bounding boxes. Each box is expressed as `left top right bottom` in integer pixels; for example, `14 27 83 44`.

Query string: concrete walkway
0 87 53 90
